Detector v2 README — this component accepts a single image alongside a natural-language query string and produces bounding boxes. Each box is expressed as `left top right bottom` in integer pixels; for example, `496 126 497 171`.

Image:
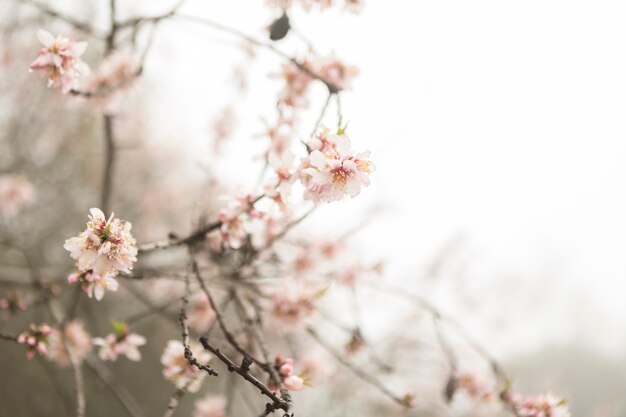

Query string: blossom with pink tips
187 292 216 333
92 322 146 362
510 393 571 417
64 208 137 279
0 290 28 313
67 270 119 301
300 128 374 203
17 323 53 360
0 175 35 218
216 194 261 249
161 340 212 393
194 394 227 417
29 30 89 94
271 354 306 391
84 52 138 111
270 282 319 326
313 56 358 91
48 321 92 366
277 61 313 108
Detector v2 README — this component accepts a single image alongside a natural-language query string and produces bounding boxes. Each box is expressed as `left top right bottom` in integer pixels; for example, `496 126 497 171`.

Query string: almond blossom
187 291 216 333
84 52 138 111
277 60 313 108
271 354 306 391
194 394 227 417
161 340 212 393
29 30 89 94
510 393 571 417
48 321 92 366
216 193 261 249
17 323 53 360
0 175 35 218
313 56 358 91
0 290 28 313
67 270 119 301
92 322 146 362
300 128 374 203
270 282 320 326
64 208 137 278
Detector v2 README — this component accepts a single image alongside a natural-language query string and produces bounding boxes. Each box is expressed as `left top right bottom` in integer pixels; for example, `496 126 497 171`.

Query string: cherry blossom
271 354 305 391
216 193 261 249
161 340 212 393
187 292 216 333
313 56 358 91
67 270 119 301
64 208 137 278
17 323 53 360
277 60 313 108
84 52 138 111
300 128 374 203
0 175 35 218
0 290 28 313
194 394 227 417
270 282 320 326
48 321 92 366
92 322 146 362
510 393 571 417
29 30 89 94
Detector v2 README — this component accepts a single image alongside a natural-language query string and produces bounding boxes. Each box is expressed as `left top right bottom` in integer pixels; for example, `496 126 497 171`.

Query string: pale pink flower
67 270 119 301
211 107 237 151
277 61 313 108
93 323 146 362
270 282 319 326
17 323 53 360
313 56 358 91
194 394 227 417
64 208 137 278
29 30 89 94
48 321 92 366
0 290 28 313
216 194 260 249
271 354 306 391
300 130 374 203
187 292 216 333
0 175 35 218
513 393 571 417
161 340 212 393
84 52 138 111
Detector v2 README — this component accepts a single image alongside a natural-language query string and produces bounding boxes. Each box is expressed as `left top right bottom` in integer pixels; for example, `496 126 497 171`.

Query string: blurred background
1 0 625 416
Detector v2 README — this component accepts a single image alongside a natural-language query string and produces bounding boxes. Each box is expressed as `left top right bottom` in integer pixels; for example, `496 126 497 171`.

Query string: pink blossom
300 129 374 203
64 208 137 278
0 175 35 218
29 30 89 94
194 394 227 417
187 292 216 333
512 393 571 417
0 290 28 313
17 323 53 360
48 321 92 366
313 56 358 91
211 107 237 151
67 270 119 301
270 282 319 326
277 61 313 108
84 52 138 111
216 194 260 249
93 323 146 362
161 340 212 393
271 354 306 391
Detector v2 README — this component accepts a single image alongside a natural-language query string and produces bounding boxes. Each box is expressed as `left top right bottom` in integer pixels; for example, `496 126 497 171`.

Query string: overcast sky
127 0 626 358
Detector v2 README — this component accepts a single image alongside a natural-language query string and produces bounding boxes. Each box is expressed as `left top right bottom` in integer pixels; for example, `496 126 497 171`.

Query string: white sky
130 0 626 358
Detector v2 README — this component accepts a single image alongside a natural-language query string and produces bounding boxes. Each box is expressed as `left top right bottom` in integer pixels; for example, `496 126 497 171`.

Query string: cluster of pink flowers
299 127 374 203
0 175 35 218
270 282 320 326
64 208 137 300
92 321 146 362
48 321 92 366
509 393 571 417
161 340 212 392
187 292 216 333
215 194 261 249
452 371 495 402
0 290 28 313
272 354 305 391
84 52 138 111
193 394 227 417
277 56 357 109
17 323 53 360
29 30 89 94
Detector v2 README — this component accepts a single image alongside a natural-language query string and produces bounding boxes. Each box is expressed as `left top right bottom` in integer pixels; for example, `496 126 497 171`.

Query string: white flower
64 208 137 278
161 340 212 393
194 395 227 417
93 325 146 362
300 130 374 203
